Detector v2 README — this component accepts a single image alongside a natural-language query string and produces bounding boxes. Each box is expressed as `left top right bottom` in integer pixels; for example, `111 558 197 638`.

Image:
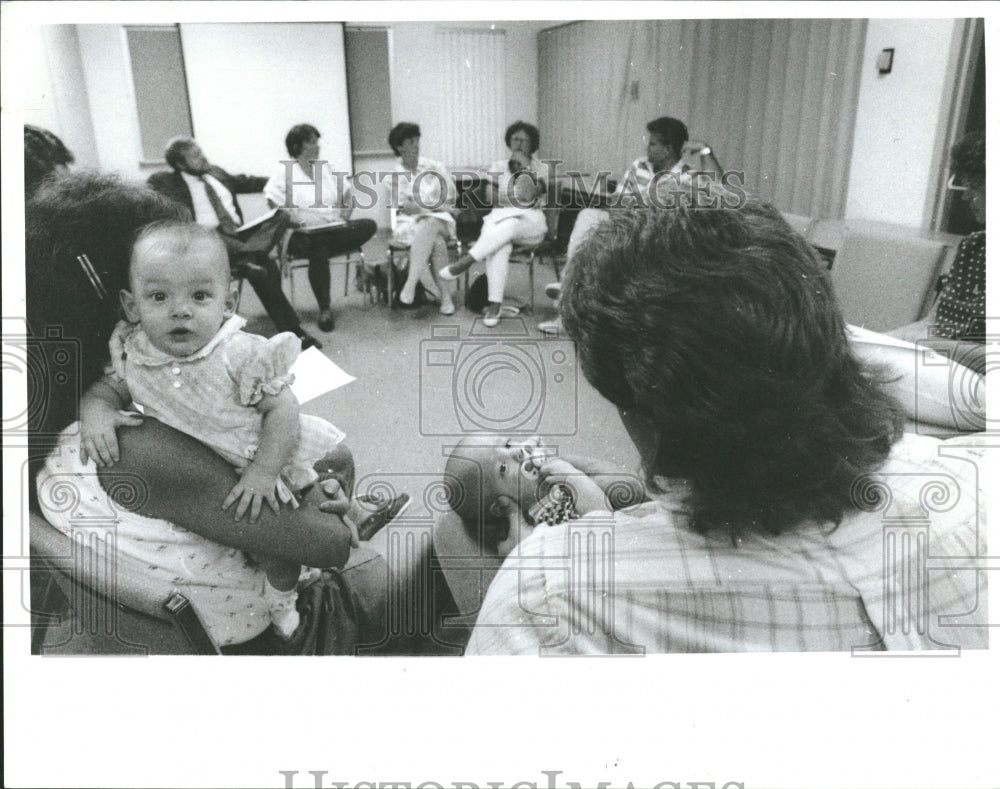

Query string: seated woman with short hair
888 130 986 374
385 121 457 314
439 121 548 326
264 123 377 332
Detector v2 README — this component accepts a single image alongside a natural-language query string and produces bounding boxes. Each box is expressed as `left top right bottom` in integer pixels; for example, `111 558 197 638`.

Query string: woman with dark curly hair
464 202 986 654
439 120 547 325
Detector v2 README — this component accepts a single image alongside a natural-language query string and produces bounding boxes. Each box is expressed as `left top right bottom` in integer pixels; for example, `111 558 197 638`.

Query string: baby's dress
108 314 345 492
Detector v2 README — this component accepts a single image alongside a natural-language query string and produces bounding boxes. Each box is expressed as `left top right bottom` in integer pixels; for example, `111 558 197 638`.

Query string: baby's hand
539 458 611 517
223 464 281 522
79 404 143 467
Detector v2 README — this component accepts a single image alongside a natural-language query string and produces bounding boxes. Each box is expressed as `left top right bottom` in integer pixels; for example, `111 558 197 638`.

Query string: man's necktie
200 176 240 234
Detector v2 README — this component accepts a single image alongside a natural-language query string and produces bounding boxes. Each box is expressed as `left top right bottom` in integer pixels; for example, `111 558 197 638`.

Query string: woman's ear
119 289 139 323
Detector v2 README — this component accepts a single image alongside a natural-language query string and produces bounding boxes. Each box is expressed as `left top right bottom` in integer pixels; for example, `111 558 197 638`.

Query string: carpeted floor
241 229 641 524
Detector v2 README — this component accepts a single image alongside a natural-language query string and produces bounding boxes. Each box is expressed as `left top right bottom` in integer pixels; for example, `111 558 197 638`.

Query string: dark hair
285 123 321 158
388 122 420 155
24 125 74 198
950 130 985 186
504 121 540 154
25 172 190 443
560 203 904 537
646 116 689 158
164 136 196 170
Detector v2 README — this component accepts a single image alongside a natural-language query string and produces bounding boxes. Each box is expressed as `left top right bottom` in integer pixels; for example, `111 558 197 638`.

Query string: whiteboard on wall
179 22 352 181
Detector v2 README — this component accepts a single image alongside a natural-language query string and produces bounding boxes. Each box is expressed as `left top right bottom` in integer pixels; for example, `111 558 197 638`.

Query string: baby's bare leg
257 554 301 592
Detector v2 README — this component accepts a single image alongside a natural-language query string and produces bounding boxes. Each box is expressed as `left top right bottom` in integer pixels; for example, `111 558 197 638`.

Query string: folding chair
781 212 816 239
278 225 371 309
830 230 948 333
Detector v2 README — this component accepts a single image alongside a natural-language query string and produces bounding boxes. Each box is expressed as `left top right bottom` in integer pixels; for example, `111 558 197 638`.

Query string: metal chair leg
528 251 536 315
387 250 396 309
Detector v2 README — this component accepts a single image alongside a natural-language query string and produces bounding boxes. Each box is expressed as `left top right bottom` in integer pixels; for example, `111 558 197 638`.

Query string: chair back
830 230 947 332
781 212 816 240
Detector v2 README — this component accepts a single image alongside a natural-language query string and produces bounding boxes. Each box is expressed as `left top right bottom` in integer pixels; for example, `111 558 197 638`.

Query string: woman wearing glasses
889 131 985 372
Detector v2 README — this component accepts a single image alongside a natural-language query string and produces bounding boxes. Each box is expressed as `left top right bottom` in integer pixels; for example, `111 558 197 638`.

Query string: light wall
389 21 545 162
179 23 350 182
350 20 546 226
22 25 99 170
58 23 350 185
844 18 963 227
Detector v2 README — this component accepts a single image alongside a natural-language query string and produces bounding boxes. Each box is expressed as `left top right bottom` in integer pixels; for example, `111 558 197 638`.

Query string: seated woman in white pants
440 121 547 326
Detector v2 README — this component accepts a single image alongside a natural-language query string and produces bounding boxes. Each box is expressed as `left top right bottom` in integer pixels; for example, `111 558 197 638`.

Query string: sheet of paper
237 206 278 233
288 346 355 403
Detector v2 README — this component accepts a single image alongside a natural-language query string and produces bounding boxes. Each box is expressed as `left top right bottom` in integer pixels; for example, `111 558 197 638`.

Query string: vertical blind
539 19 867 218
436 27 506 168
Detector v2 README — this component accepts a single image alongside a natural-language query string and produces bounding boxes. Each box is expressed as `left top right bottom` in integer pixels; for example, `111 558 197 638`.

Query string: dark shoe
299 333 323 351
544 281 562 300
317 310 335 332
355 493 411 541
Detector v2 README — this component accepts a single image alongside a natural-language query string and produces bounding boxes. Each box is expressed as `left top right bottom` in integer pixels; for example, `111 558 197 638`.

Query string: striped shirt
467 433 987 655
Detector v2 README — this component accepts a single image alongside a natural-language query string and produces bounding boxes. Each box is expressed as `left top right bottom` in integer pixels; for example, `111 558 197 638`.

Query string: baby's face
459 435 550 512
122 237 235 357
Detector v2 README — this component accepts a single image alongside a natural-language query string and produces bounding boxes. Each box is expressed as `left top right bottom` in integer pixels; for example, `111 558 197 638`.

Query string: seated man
540 116 718 334
148 136 320 349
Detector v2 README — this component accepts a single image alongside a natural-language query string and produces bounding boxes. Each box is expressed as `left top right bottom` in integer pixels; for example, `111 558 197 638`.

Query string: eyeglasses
946 173 969 192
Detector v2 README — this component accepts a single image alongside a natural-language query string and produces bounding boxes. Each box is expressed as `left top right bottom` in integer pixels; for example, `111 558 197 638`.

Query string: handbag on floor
465 272 489 313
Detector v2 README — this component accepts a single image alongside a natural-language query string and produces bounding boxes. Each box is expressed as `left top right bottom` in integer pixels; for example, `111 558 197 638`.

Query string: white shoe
538 316 563 335
263 581 300 640
483 302 502 327
439 293 455 315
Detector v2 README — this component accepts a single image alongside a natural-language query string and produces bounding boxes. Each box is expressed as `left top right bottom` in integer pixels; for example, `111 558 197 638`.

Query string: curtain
539 19 867 218
436 27 506 168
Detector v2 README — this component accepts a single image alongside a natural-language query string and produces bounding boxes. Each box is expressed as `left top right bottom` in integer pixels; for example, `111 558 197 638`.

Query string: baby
79 220 346 639
443 436 612 557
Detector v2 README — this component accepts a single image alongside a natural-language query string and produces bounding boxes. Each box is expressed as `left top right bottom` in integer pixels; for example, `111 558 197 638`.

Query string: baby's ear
488 497 509 519
119 289 139 323
223 281 239 317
